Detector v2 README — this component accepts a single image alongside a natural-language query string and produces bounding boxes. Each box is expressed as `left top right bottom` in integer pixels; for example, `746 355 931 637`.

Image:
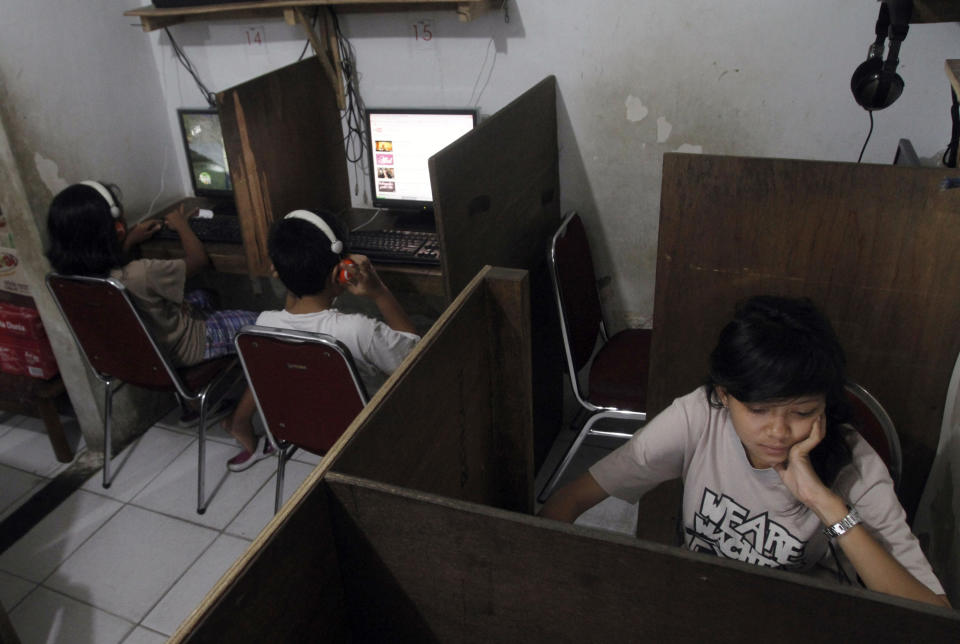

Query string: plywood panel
429 76 563 469
652 153 960 519
326 474 960 643
218 56 350 276
176 483 351 642
332 266 534 513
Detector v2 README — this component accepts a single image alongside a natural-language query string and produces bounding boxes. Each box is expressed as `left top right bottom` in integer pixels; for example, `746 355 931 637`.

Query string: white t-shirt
590 387 944 595
255 308 419 396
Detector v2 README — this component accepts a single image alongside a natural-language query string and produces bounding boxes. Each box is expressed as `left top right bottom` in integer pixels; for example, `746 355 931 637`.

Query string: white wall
0 0 188 444
144 1 959 330
1 0 183 219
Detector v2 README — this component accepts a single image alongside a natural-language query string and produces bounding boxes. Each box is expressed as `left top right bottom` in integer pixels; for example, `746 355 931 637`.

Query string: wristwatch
823 507 862 539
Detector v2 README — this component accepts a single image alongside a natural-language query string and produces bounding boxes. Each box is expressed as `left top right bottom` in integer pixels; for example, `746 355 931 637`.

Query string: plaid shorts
185 290 257 360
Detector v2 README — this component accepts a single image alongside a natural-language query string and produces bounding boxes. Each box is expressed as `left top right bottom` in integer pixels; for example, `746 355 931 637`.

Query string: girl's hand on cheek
773 415 829 507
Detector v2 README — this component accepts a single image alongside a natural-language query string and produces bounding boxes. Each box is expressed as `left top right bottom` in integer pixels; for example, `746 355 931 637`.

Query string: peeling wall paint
33 152 68 198
657 117 673 143
625 95 649 122
675 143 704 154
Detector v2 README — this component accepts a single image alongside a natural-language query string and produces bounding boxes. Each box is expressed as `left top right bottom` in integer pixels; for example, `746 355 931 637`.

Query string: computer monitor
177 108 233 200
365 108 477 217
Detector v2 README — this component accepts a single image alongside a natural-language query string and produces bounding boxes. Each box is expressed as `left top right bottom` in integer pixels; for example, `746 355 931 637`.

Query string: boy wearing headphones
223 209 420 471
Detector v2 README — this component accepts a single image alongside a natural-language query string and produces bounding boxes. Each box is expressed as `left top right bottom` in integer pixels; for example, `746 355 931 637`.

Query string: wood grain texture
176 484 352 642
429 76 563 468
652 153 960 519
326 474 960 643
332 266 534 513
217 57 350 276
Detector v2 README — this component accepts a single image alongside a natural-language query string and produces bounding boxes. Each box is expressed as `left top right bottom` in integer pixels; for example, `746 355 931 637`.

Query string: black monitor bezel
364 107 477 213
176 107 234 200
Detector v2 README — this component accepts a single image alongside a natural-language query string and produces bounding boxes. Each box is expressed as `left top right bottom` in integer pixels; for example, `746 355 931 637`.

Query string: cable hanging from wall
330 9 369 203
164 27 216 108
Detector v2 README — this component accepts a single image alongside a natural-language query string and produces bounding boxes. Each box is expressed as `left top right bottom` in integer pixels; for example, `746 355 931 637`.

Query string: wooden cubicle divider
217 56 351 276
430 75 563 469
651 153 960 521
331 266 534 513
175 265 960 642
321 473 959 642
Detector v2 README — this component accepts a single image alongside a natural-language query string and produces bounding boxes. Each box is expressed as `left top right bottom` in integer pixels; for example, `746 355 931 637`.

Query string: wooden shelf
947 59 960 97
125 1 499 31
912 0 960 23
125 1 499 110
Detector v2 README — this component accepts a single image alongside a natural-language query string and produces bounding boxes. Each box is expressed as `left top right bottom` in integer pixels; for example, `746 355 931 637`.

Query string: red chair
46 273 241 514
538 212 651 503
845 381 902 490
235 325 369 513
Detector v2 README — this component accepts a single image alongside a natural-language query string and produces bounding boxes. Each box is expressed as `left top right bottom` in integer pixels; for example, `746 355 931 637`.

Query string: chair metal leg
102 379 116 489
273 449 287 515
537 412 634 504
196 393 208 515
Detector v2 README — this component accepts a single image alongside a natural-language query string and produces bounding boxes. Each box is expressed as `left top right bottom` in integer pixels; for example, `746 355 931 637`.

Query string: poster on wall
0 208 31 297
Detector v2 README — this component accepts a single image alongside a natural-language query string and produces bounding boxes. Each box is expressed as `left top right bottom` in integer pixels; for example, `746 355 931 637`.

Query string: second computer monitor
177 108 233 199
365 108 477 215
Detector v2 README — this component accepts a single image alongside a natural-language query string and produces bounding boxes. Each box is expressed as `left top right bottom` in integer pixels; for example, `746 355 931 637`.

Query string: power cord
330 10 369 201
857 110 874 163
943 87 959 168
164 27 216 108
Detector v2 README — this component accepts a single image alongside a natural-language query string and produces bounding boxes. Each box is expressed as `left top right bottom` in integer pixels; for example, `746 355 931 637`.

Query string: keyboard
154 215 243 244
349 229 440 266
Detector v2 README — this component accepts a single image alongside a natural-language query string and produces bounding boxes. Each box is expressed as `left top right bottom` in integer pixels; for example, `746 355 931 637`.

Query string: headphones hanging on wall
850 1 911 111
78 180 121 218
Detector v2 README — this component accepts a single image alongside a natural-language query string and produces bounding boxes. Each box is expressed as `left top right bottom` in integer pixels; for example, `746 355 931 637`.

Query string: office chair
46 273 241 514
234 325 369 514
537 211 651 503
845 381 902 490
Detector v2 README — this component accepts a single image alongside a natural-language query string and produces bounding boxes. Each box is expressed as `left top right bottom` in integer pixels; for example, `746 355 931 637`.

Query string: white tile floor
1 392 639 644
0 408 320 644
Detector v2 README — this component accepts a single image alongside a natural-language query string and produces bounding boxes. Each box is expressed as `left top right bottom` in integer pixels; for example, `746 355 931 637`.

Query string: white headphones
79 180 121 218
284 210 343 254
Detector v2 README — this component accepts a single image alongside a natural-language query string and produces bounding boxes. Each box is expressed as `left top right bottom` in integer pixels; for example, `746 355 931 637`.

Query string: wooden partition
218 56 351 276
430 75 563 469
322 474 959 643
178 476 960 643
651 153 960 520
331 267 534 513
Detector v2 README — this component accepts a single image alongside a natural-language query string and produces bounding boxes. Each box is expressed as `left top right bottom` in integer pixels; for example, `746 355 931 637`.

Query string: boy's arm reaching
343 254 417 334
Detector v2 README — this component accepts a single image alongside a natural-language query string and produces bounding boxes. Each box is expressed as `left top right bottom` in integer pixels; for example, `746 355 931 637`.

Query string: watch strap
823 507 862 539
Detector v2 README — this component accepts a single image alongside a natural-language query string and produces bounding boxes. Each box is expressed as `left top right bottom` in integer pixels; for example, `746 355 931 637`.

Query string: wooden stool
0 372 73 463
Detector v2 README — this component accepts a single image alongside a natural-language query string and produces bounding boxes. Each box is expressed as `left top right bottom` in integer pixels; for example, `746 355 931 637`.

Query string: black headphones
851 1 911 111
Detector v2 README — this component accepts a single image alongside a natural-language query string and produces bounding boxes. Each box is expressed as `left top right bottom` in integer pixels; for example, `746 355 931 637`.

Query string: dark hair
46 183 126 276
268 210 347 298
705 295 854 485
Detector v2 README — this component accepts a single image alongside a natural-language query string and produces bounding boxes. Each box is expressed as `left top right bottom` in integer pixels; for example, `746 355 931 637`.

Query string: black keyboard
349 229 440 266
154 215 243 244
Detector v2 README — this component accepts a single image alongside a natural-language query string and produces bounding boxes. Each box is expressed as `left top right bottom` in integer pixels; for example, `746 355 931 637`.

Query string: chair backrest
549 211 604 375
845 381 902 488
235 326 369 455
46 273 181 391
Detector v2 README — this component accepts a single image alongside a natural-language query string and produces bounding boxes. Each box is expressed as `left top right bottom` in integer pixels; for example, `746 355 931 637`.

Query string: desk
140 200 445 299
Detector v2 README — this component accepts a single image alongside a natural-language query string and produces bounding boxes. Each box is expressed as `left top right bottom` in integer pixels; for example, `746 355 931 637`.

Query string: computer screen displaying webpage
367 110 475 206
